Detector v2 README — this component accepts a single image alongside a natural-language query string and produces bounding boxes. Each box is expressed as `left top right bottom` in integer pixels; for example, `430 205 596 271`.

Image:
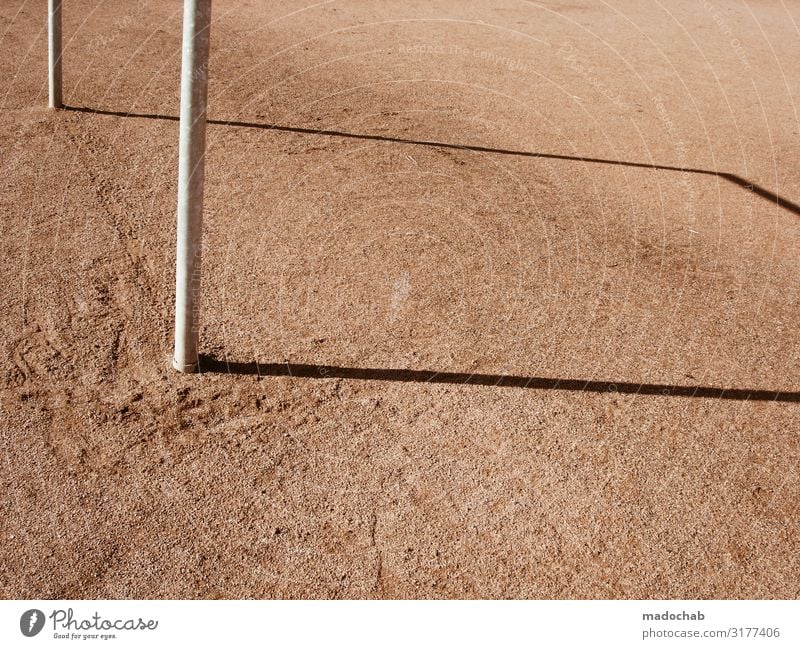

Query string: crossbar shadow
60 105 799 402
199 358 799 402
63 104 800 217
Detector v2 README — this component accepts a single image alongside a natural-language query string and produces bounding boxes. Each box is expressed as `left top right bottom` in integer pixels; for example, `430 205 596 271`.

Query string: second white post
173 0 212 373
48 0 62 108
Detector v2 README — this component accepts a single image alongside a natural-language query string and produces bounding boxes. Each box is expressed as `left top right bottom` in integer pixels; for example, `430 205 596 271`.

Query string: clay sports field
1 0 798 599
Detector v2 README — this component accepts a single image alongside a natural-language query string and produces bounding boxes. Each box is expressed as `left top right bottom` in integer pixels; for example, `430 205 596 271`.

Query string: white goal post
48 0 62 108
172 0 212 373
47 1 211 373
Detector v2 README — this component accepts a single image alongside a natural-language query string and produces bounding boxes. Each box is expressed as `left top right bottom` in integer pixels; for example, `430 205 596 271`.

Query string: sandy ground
1 0 799 599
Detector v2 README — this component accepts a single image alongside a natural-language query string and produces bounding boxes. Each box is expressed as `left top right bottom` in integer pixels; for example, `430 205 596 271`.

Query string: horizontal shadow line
61 105 800 217
199 358 799 402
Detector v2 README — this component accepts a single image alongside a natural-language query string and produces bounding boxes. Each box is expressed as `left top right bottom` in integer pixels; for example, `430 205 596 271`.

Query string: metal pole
48 0 62 108
172 0 212 373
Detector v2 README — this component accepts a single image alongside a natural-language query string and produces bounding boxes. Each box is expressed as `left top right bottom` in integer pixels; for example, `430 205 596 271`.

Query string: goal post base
172 358 200 374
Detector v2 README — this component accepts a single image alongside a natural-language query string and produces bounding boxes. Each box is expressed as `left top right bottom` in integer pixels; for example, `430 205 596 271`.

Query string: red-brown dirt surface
1 0 798 599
